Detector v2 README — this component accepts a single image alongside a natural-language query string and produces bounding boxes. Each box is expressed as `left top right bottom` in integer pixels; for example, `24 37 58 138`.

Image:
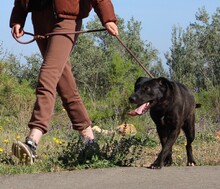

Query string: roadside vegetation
0 7 219 175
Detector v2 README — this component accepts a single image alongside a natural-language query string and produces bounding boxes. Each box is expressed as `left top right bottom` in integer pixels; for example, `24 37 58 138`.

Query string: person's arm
91 0 118 35
10 0 28 38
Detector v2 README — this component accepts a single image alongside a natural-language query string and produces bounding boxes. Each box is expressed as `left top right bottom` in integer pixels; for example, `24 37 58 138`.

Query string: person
10 0 118 165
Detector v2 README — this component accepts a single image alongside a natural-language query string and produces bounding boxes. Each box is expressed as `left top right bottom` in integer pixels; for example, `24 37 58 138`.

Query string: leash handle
13 32 45 45
115 35 154 78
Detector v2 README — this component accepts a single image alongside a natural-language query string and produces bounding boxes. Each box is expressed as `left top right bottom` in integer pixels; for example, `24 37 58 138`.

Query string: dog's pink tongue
128 103 147 116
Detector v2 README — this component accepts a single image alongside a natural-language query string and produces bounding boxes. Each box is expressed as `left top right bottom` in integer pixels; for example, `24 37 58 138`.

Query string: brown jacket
10 0 117 28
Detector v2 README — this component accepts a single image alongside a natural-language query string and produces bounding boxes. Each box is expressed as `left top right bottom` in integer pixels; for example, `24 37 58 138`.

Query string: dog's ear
157 77 170 86
157 77 173 90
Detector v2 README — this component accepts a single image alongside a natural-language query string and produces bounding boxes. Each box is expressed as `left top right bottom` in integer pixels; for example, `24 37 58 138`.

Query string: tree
21 54 42 88
71 15 166 99
165 7 220 89
4 53 42 88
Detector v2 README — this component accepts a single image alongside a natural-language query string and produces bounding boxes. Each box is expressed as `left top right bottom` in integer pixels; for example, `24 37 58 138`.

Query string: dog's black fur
129 77 200 169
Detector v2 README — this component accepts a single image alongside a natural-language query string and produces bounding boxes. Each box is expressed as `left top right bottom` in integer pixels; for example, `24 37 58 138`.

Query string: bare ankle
79 126 94 140
28 128 43 144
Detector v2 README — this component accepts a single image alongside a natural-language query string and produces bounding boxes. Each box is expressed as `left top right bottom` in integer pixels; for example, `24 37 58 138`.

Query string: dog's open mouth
127 102 151 116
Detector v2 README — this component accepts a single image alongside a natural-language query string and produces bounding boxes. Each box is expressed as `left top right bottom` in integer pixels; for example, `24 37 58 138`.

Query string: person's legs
12 8 94 164
57 60 94 140
30 14 93 135
29 8 93 136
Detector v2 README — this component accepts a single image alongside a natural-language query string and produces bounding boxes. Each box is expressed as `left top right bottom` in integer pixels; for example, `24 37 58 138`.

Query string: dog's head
128 77 170 116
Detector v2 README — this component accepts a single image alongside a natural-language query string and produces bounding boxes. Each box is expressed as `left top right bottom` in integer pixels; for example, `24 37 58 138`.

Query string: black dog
128 77 200 169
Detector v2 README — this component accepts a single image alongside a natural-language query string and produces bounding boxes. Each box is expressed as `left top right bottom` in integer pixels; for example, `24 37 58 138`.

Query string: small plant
49 134 149 170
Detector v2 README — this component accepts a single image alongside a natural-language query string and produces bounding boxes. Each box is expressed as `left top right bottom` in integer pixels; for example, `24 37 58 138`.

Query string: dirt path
0 166 220 189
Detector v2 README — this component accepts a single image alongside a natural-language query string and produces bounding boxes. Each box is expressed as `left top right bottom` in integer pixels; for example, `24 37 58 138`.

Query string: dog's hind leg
182 117 196 166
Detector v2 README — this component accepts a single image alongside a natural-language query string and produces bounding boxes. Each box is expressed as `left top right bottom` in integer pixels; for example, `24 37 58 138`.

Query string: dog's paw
164 161 172 167
164 157 172 167
187 161 196 166
147 163 162 169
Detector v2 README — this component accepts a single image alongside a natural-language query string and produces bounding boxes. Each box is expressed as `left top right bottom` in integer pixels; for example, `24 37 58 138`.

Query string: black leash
13 28 154 78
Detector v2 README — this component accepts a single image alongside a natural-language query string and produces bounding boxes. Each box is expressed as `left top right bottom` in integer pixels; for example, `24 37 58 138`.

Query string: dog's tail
195 103 202 108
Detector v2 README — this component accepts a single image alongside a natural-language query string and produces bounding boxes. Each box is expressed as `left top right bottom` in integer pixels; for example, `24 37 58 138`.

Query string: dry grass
132 136 220 167
0 111 219 175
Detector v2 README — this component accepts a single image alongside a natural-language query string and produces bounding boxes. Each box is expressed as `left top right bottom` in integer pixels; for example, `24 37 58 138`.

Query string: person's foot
78 139 100 164
12 138 37 165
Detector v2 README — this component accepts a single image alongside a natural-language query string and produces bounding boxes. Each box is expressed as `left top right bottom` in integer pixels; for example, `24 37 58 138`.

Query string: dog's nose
129 96 136 103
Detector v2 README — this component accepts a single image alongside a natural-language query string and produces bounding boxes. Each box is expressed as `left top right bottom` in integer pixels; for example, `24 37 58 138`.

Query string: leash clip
34 35 45 40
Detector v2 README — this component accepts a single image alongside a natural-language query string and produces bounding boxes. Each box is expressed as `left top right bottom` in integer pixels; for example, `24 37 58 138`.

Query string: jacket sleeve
91 0 117 25
9 0 28 28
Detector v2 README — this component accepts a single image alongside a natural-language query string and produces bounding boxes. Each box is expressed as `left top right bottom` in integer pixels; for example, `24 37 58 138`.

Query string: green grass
0 111 219 175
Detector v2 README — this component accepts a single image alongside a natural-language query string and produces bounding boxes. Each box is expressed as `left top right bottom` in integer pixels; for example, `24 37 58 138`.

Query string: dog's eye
142 86 151 92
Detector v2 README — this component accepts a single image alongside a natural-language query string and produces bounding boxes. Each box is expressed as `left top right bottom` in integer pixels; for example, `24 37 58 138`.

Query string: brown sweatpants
29 7 92 134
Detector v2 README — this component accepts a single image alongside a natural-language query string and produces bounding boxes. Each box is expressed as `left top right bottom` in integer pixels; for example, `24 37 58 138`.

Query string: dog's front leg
149 127 180 169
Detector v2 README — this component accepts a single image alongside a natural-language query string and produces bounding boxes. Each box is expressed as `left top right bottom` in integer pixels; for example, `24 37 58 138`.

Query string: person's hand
11 24 24 38
104 22 118 36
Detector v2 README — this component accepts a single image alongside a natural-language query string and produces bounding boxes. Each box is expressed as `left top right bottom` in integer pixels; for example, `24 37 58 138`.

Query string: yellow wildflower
55 139 60 144
3 139 9 143
177 154 182 159
53 137 64 145
0 148 3 153
16 136 21 140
